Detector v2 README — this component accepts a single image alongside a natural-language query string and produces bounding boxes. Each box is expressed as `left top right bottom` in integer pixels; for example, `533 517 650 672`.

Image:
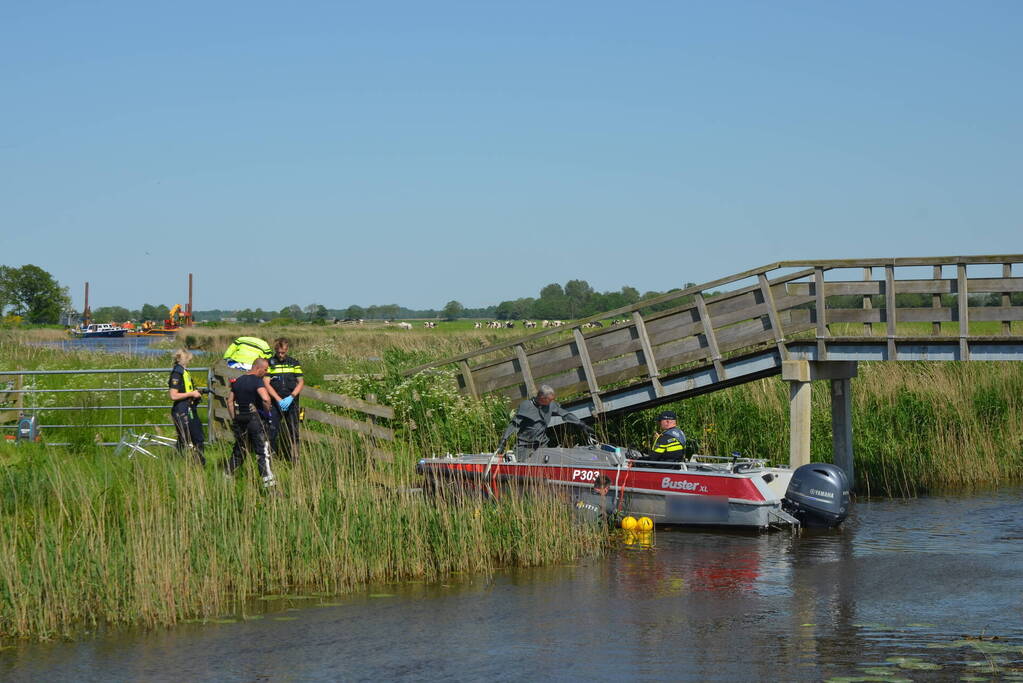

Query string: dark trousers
270 398 301 463
227 413 274 483
171 407 206 465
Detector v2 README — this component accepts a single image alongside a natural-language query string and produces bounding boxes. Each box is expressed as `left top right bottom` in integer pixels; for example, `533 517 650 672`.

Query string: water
31 337 195 356
2 488 1022 681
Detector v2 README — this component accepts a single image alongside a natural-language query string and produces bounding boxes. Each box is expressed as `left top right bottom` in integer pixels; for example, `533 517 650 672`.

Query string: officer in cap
650 410 686 461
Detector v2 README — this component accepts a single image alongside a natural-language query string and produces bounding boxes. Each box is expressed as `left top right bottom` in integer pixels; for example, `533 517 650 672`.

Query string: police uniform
268 353 303 462
651 410 686 462
499 397 593 459
223 337 272 370
168 363 205 465
226 373 275 488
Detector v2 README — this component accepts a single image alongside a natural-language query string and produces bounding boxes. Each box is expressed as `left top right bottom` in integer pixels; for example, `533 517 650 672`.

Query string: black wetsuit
168 363 205 465
226 374 275 486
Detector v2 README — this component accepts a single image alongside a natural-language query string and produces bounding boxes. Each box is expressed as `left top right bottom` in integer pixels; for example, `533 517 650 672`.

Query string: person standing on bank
264 337 304 463
651 410 687 461
498 384 595 459
168 349 205 465
226 358 276 489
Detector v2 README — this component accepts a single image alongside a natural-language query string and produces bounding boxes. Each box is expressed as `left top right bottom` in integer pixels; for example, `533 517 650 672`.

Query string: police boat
416 443 850 530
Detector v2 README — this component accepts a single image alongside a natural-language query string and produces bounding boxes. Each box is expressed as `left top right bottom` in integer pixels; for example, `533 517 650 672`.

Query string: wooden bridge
408 254 1023 481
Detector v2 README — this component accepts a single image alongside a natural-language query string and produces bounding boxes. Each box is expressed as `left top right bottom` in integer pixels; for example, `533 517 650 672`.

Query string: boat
70 323 127 338
417 443 851 530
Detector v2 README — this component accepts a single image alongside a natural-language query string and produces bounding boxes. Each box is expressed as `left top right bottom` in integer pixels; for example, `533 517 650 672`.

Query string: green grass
0 437 605 640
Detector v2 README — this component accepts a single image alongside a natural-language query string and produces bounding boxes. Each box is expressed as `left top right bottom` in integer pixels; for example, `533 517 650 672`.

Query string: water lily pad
886 656 942 670
241 615 264 621
211 618 238 624
317 602 343 607
258 594 288 601
905 623 935 628
368 593 394 598
801 623 816 627
273 616 298 621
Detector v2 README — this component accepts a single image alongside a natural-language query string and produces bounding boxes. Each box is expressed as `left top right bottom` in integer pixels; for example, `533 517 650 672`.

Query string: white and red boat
417 444 850 530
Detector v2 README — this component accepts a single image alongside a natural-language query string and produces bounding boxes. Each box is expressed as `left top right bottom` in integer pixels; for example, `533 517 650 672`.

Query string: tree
345 304 365 319
92 306 132 323
281 304 303 321
7 265 70 324
140 303 170 322
0 266 14 316
564 279 594 318
539 283 565 299
442 300 464 320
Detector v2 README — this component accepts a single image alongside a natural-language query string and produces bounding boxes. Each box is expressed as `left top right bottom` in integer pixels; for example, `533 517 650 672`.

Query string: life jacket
223 337 272 366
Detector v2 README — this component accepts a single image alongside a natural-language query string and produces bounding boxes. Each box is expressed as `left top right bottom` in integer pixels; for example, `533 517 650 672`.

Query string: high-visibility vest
223 337 272 365
182 368 195 393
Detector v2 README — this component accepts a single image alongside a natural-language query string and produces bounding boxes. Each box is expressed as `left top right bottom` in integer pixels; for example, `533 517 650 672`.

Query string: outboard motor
782 463 850 528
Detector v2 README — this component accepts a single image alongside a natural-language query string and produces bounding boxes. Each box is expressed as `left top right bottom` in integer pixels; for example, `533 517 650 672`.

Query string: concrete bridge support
781 360 858 482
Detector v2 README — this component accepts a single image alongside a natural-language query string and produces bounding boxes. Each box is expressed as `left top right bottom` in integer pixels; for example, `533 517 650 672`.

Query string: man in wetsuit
168 348 205 465
497 384 595 460
226 358 276 489
264 337 304 463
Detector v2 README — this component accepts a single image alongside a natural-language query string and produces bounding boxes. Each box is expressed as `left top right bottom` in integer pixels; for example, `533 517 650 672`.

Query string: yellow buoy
638 517 654 532
621 516 637 531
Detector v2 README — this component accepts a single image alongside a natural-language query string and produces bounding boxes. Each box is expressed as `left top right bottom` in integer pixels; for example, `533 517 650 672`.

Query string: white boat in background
70 323 127 338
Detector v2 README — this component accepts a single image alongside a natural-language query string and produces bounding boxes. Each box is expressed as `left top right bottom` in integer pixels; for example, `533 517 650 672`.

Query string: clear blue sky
2 1 1021 312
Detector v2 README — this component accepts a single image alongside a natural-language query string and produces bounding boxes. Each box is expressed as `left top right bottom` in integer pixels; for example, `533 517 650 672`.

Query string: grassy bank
0 437 604 640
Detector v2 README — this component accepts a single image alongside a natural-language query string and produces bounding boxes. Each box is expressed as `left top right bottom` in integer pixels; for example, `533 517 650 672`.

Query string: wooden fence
406 255 1023 413
208 362 395 458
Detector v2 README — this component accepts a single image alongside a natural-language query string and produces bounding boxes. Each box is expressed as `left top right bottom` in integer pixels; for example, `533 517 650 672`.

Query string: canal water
31 336 188 356
2 488 1021 681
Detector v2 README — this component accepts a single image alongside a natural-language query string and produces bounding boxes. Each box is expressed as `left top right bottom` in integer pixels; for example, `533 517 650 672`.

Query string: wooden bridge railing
405 254 1023 411
208 362 394 457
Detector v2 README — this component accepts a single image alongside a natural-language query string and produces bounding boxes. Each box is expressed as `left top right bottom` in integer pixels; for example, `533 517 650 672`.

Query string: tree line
3 263 1021 327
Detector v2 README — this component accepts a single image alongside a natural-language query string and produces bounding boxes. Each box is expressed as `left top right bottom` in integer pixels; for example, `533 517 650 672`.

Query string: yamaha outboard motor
782 463 850 528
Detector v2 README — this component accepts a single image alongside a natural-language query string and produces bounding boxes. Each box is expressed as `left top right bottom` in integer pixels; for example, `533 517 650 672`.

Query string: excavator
130 304 194 336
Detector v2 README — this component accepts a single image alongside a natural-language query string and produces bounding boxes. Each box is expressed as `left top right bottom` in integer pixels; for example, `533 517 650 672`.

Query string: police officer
168 349 205 465
226 358 276 490
651 410 687 460
264 337 304 463
223 336 272 370
498 384 595 460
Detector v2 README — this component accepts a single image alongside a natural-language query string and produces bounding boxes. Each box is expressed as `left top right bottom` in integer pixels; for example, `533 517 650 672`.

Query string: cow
423 321 437 328
505 321 515 329
397 322 413 330
524 321 537 328
487 321 503 329
473 321 483 329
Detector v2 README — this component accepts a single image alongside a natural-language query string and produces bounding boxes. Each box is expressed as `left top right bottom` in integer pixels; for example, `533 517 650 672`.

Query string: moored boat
417 443 850 530
70 323 127 338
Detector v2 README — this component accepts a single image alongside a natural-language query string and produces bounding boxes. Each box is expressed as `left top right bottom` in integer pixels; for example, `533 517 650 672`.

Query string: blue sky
2 1 1021 311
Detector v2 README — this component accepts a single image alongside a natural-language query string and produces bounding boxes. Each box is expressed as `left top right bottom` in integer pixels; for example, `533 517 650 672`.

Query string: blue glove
278 395 294 411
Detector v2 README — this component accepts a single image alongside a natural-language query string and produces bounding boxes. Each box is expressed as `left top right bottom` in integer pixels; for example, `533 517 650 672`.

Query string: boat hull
418 446 801 530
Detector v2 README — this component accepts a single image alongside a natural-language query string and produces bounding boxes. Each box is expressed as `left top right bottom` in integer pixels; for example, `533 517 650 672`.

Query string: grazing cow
505 321 515 329
397 322 413 330
473 321 483 329
552 320 563 327
487 320 502 329
524 321 537 328
423 321 437 328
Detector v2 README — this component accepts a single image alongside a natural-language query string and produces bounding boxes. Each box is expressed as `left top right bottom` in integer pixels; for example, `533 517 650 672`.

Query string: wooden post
514 344 536 398
885 264 897 360
958 263 969 360
863 267 873 335
758 273 789 361
831 377 854 484
631 311 665 397
932 265 942 336
694 293 727 381
814 267 828 360
572 328 603 414
459 360 478 399
1003 263 1012 336
783 360 812 468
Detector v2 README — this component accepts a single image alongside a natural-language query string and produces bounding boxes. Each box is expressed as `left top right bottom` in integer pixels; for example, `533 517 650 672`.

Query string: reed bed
0 437 605 640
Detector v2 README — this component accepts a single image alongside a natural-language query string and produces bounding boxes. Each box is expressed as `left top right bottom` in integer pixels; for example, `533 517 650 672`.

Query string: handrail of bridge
404 254 1023 411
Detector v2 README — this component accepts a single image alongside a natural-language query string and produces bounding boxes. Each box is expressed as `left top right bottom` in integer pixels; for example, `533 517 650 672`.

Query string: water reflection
2 488 1022 681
